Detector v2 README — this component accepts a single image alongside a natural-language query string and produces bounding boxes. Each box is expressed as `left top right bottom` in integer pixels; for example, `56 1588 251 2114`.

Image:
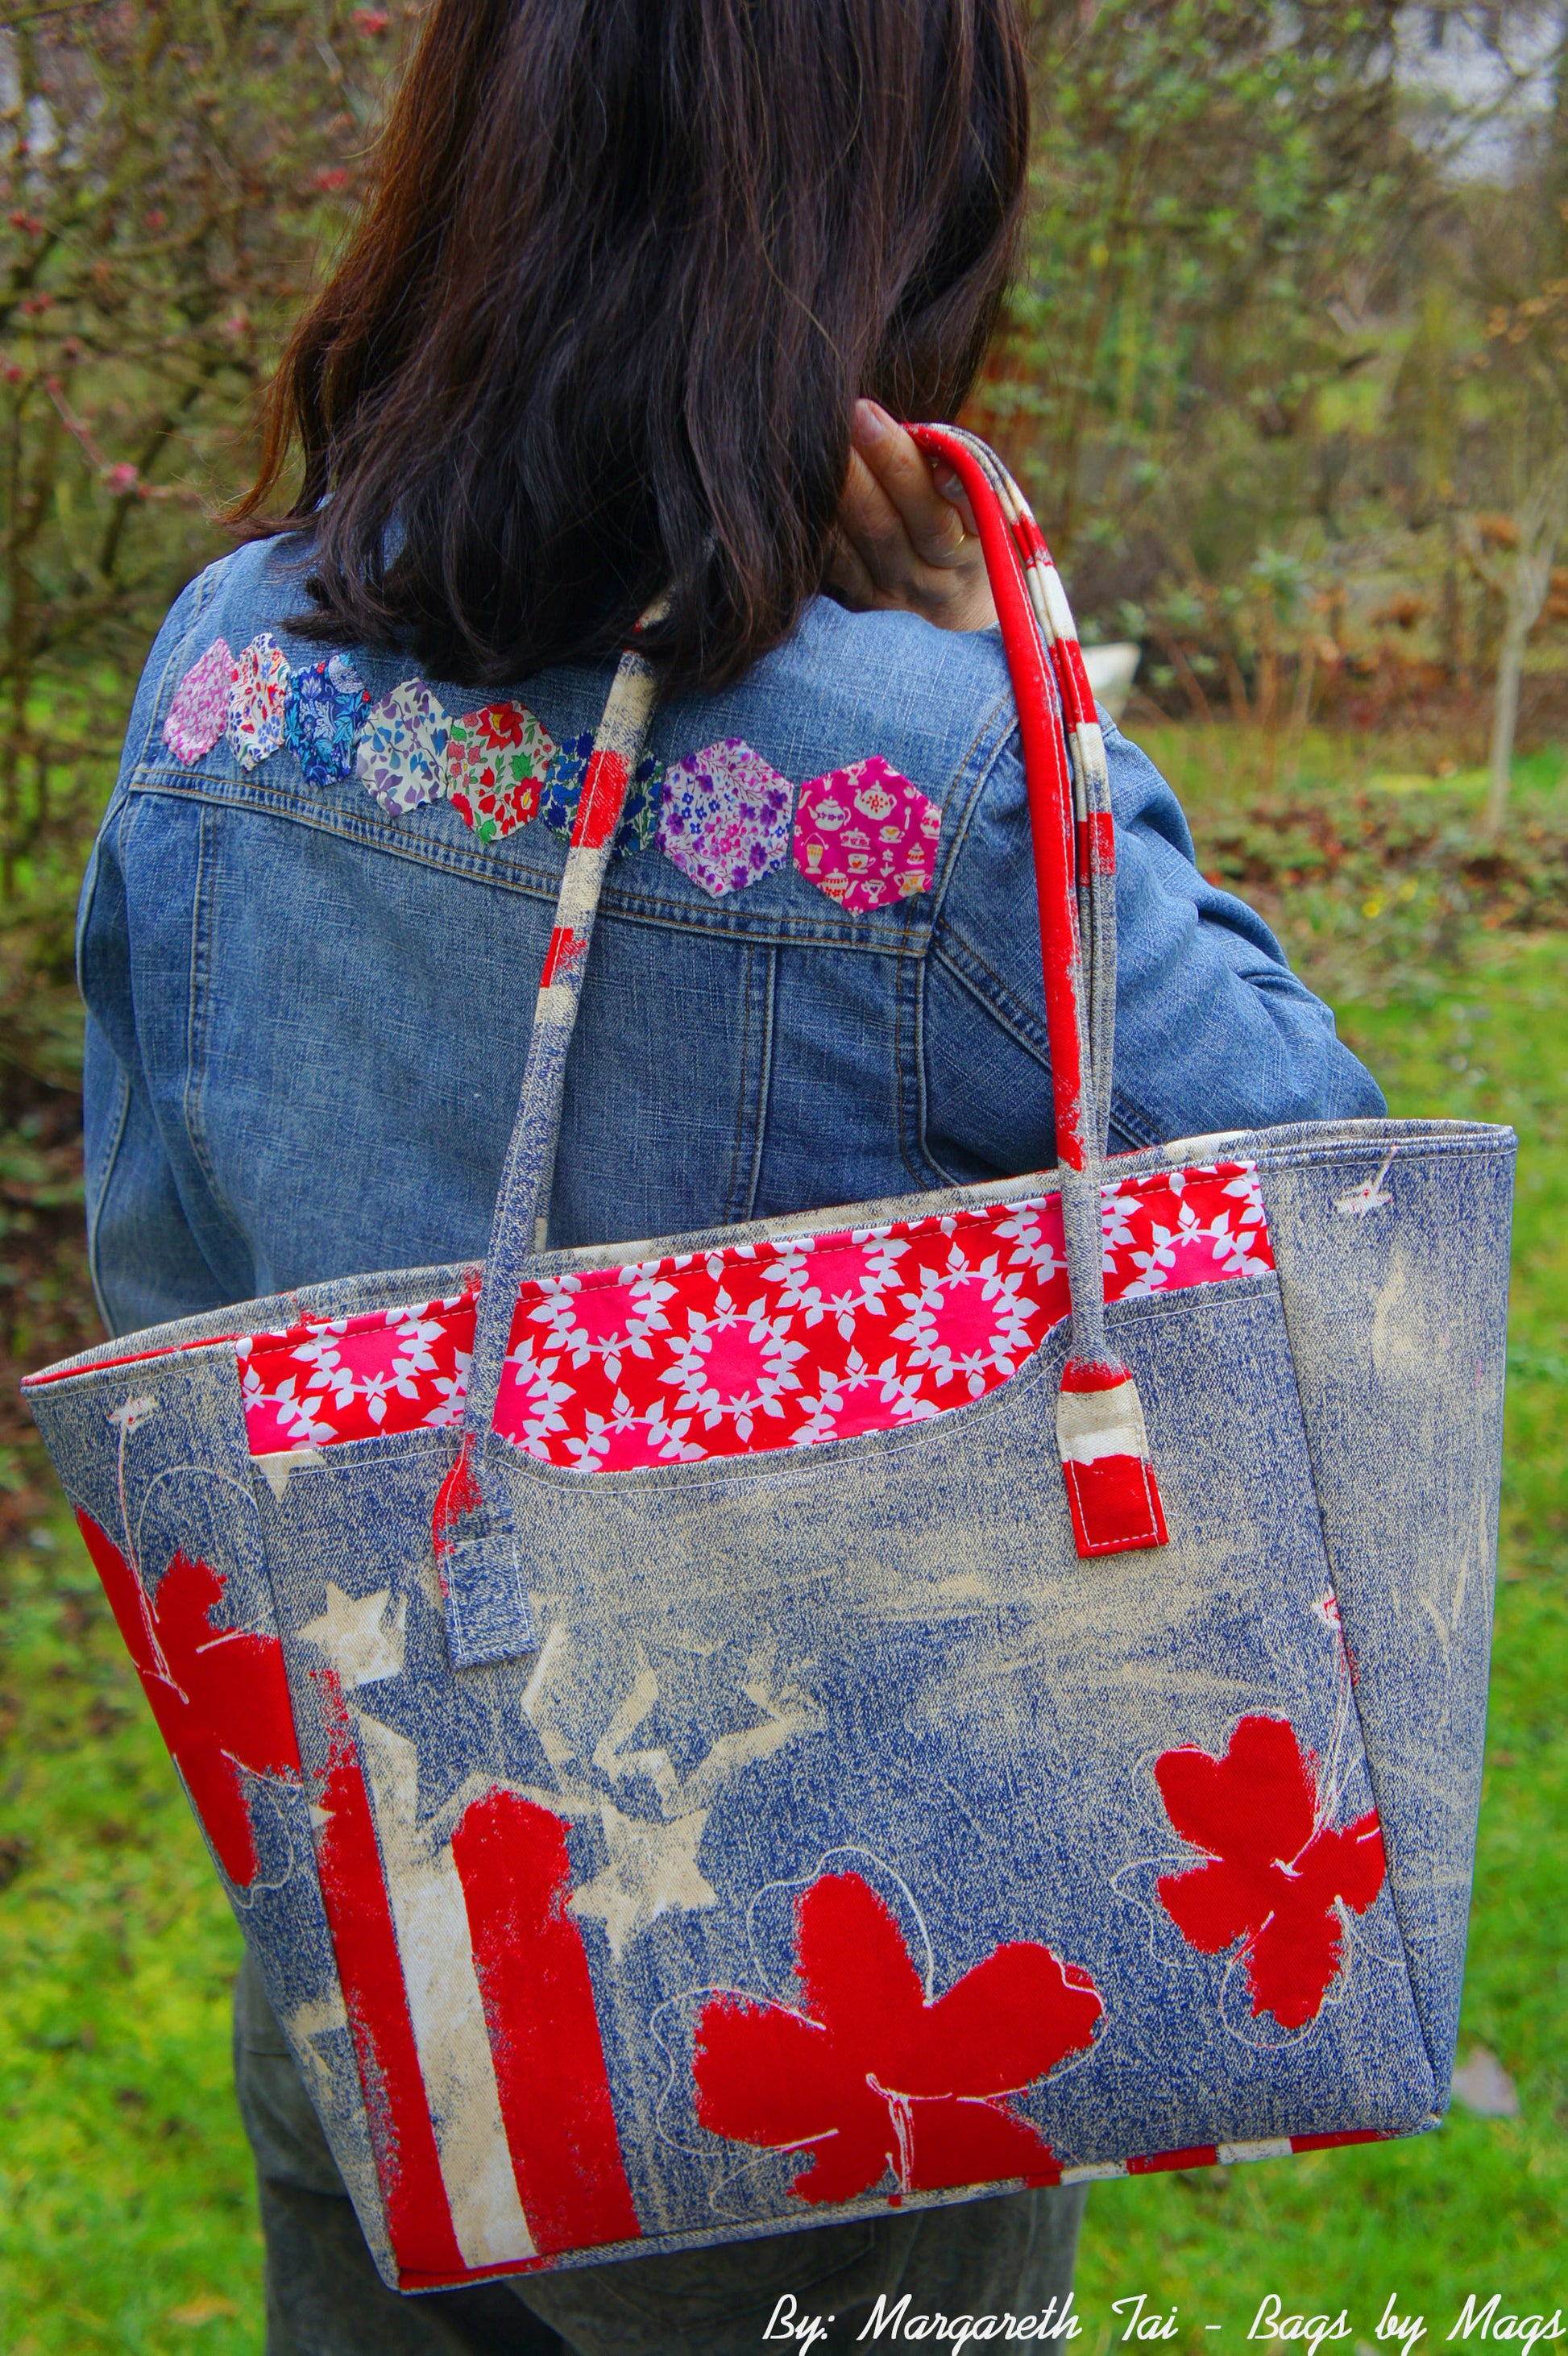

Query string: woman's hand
826 400 997 632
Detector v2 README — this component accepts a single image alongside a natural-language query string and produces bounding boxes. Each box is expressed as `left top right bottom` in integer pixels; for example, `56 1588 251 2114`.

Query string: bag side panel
1261 1132 1515 2103
25 1344 401 2290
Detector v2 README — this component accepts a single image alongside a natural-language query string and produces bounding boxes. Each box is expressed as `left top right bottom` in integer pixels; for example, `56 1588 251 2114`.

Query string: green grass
1 745 1564 2353
1073 928 1568 2337
0 1524 259 2356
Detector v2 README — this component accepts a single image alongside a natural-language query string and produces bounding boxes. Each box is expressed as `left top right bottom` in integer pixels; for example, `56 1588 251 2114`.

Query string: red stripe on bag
1049 637 1099 732
1076 811 1115 881
572 749 629 851
1127 2145 1220 2174
431 1433 482 1562
451 1789 642 2257
540 925 586 989
1289 2130 1387 2155
310 1674 467 2279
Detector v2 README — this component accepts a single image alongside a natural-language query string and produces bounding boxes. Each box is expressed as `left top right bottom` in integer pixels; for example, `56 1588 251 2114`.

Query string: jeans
235 1954 1089 2356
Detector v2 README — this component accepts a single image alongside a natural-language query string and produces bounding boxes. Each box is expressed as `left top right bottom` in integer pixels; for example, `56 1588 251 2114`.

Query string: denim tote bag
24 429 1515 2296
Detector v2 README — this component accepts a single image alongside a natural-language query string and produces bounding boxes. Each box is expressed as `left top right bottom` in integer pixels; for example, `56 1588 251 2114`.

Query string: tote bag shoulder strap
448 435 1165 1581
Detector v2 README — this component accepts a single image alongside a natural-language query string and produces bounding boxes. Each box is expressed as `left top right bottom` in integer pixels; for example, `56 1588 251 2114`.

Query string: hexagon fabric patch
792 755 940 912
357 678 452 815
657 738 794 898
226 633 292 771
445 702 554 842
285 654 370 787
541 732 662 857
164 638 233 764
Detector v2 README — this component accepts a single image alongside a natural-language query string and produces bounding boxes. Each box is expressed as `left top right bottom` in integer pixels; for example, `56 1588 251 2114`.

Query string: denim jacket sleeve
922 713 1383 1180
77 566 242 1334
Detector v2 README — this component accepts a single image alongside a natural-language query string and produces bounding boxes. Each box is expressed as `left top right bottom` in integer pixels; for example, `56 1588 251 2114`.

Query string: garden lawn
1073 928 1568 2339
1 797 1564 2356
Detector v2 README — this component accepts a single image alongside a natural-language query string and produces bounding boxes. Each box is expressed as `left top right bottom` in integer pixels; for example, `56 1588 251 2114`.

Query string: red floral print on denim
1155 1714 1387 2030
692 1869 1101 2204
75 1511 301 1885
236 1164 1273 1462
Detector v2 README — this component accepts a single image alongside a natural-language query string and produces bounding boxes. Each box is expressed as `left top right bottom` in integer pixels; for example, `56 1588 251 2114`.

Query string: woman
81 2 1383 2349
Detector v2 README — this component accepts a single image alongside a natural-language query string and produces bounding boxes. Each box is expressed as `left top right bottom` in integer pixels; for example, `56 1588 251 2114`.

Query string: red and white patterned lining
237 1162 1273 1466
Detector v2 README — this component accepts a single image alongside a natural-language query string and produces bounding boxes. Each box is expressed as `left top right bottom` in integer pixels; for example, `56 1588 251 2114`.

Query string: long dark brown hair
232 0 1029 691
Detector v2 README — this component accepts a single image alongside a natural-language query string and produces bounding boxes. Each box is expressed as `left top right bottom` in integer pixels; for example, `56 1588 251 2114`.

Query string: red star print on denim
74 1511 301 1885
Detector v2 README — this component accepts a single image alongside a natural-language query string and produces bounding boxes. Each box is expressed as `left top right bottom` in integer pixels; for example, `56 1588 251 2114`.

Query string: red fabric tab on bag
432 1434 482 1562
1062 1453 1168 1558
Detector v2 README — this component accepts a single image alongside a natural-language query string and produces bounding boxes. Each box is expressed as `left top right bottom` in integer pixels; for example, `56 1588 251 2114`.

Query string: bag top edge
23 1115 1512 1394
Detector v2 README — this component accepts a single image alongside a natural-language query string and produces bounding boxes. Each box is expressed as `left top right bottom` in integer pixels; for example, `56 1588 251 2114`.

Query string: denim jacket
79 536 1383 1337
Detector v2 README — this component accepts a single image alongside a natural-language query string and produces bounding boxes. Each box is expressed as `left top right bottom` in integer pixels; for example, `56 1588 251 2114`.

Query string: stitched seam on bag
1259 1176 1446 2101
33 1129 1500 1381
121 777 940 953
516 1184 1065 1297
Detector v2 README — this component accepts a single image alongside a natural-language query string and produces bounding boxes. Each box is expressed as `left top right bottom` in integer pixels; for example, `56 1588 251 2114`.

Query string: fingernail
932 461 963 500
852 399 891 449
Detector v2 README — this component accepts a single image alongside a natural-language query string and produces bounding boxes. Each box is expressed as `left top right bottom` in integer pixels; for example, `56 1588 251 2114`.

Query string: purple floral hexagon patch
792 755 940 913
356 678 452 815
164 639 233 765
657 738 794 898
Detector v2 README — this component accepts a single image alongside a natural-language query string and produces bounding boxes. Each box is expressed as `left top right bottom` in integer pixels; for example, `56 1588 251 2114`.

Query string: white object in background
1081 641 1140 723
1451 2046 1520 2118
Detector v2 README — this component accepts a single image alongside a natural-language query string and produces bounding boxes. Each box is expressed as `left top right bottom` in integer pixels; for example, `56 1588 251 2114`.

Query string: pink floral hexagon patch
164 638 233 764
657 737 794 898
792 755 940 912
225 633 292 771
444 702 554 841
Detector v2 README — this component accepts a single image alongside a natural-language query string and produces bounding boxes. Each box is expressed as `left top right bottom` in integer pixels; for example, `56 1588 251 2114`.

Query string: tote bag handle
444 433 1166 1586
